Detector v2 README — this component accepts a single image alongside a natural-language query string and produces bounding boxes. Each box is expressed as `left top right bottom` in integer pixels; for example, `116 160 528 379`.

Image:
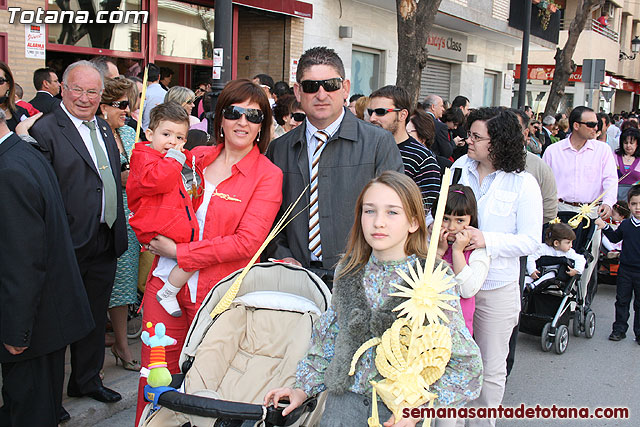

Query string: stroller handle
156 390 317 426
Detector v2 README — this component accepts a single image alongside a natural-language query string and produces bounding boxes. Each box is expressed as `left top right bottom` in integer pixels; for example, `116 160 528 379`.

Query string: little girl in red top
127 102 203 317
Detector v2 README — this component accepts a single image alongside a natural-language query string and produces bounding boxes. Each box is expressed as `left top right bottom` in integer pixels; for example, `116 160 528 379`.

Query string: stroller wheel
541 322 553 352
584 311 596 339
554 325 569 354
572 311 582 337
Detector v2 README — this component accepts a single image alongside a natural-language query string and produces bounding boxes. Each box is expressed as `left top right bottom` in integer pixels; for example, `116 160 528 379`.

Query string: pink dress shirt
543 137 618 208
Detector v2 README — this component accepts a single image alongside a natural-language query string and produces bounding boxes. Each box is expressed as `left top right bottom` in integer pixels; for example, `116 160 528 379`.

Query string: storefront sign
25 24 45 59
290 58 298 84
515 64 582 82
603 75 640 94
426 27 467 62
234 0 313 19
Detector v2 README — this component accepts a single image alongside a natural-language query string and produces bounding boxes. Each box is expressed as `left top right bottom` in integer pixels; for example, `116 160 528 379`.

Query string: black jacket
30 105 128 259
0 133 93 363
28 91 61 115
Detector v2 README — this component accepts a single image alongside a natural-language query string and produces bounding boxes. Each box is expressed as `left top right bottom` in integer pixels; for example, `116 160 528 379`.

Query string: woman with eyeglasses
272 94 305 140
134 79 283 423
450 108 542 427
0 61 32 132
165 86 200 126
95 76 142 373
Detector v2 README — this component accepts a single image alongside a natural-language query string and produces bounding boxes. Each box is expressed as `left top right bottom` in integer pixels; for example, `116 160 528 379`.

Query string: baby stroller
139 262 332 427
519 211 597 354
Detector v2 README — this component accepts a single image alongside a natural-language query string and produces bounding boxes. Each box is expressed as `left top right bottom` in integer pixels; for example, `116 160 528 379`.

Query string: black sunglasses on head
299 78 343 93
291 112 306 122
222 105 264 124
368 108 402 117
102 100 130 110
577 121 598 128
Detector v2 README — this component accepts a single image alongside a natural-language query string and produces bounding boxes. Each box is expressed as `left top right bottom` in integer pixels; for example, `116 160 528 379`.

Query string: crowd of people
1 45 639 427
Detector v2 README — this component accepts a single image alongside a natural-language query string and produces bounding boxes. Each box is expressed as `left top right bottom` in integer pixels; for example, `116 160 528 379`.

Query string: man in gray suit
265 47 403 286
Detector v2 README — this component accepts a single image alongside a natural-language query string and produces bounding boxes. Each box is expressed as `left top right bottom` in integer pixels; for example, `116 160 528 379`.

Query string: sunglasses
368 108 402 117
299 78 343 93
0 77 7 85
577 121 598 128
102 100 130 110
222 105 264 124
291 112 306 122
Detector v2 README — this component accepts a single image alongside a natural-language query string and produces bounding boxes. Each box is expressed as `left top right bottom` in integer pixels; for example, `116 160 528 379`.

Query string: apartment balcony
559 18 619 43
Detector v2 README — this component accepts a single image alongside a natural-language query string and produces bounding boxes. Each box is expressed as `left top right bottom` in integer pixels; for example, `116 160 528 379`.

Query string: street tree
544 0 605 115
396 0 443 106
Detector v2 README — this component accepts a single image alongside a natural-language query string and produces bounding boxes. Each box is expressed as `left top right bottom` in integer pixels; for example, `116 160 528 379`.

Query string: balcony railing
559 18 619 42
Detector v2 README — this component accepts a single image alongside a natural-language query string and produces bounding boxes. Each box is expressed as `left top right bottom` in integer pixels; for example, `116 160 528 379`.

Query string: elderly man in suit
28 68 61 114
30 60 128 404
0 109 93 426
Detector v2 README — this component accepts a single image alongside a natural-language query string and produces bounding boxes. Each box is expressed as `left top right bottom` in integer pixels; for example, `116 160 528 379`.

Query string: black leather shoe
608 331 626 341
68 385 122 403
59 407 70 423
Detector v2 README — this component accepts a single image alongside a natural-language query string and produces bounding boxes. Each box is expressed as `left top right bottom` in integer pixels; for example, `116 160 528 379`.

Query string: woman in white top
451 108 542 427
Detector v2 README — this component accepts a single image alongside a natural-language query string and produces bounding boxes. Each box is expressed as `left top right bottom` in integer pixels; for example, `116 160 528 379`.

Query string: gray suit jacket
264 108 404 270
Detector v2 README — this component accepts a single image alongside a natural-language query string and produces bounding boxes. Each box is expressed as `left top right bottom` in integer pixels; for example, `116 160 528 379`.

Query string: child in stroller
526 223 586 289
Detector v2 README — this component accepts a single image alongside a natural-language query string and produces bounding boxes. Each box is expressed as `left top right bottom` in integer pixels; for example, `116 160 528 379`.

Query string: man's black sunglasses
222 105 264 124
577 121 598 128
291 112 306 122
102 100 130 110
368 108 402 117
299 78 343 93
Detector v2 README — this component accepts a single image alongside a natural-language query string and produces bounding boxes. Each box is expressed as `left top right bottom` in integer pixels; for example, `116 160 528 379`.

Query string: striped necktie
309 130 329 259
83 121 118 227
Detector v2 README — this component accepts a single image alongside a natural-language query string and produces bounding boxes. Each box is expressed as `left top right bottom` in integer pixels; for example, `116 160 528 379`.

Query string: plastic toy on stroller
139 262 332 427
519 211 597 354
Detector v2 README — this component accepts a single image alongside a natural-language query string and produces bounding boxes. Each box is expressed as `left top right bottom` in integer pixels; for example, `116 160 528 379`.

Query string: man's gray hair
423 94 441 111
542 115 556 126
62 60 104 90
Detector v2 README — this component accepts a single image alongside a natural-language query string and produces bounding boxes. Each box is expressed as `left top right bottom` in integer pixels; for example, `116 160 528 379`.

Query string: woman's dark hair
615 127 640 157
409 109 435 148
0 61 17 113
613 201 630 219
430 184 478 228
442 107 465 127
213 79 272 153
544 223 576 246
273 93 296 126
467 107 526 173
620 119 639 132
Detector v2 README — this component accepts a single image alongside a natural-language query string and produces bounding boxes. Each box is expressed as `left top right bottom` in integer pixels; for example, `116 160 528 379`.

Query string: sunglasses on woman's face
299 78 343 94
291 112 306 122
0 77 8 85
222 105 264 124
102 100 129 110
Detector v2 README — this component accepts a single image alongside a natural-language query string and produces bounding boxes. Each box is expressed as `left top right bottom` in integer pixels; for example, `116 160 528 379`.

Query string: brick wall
1 1 47 101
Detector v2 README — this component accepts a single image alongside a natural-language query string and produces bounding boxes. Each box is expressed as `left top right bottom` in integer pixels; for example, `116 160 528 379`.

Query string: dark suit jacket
431 116 454 159
30 105 127 260
28 91 61 115
0 133 93 363
541 127 554 154
264 108 404 269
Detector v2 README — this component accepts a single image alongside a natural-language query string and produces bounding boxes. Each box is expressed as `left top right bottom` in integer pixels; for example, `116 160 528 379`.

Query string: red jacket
175 144 283 303
126 143 203 245
16 100 39 116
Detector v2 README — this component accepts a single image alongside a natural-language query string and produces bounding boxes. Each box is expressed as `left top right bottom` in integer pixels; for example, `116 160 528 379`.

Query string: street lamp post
517 0 533 109
210 0 233 107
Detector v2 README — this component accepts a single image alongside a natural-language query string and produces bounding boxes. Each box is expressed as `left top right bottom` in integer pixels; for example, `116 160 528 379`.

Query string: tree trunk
396 0 443 107
544 0 604 115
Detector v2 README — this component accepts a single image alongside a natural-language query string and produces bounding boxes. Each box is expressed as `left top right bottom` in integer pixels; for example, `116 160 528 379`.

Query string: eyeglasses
299 78 343 93
577 121 598 128
368 108 402 117
291 112 306 122
64 84 102 99
102 100 129 110
466 131 491 142
0 77 7 85
186 98 196 105
222 105 264 124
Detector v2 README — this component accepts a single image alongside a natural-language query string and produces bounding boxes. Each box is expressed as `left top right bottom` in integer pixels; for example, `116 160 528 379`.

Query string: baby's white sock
156 282 182 317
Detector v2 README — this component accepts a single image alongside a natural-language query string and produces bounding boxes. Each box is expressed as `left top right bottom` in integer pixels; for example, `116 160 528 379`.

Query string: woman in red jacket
135 79 283 423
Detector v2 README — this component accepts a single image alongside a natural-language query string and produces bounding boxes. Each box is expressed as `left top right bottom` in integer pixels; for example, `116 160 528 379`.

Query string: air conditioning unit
603 1 616 19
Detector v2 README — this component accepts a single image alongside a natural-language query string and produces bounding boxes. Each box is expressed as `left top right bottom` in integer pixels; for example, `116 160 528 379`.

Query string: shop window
351 48 381 96
157 0 214 60
47 0 144 52
483 73 498 107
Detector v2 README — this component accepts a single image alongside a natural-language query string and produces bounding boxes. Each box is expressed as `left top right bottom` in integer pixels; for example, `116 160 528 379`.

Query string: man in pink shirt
543 105 618 304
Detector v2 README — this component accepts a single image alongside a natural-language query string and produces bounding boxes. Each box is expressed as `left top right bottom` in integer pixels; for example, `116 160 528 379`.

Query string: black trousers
612 266 640 338
69 224 116 394
0 347 65 427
